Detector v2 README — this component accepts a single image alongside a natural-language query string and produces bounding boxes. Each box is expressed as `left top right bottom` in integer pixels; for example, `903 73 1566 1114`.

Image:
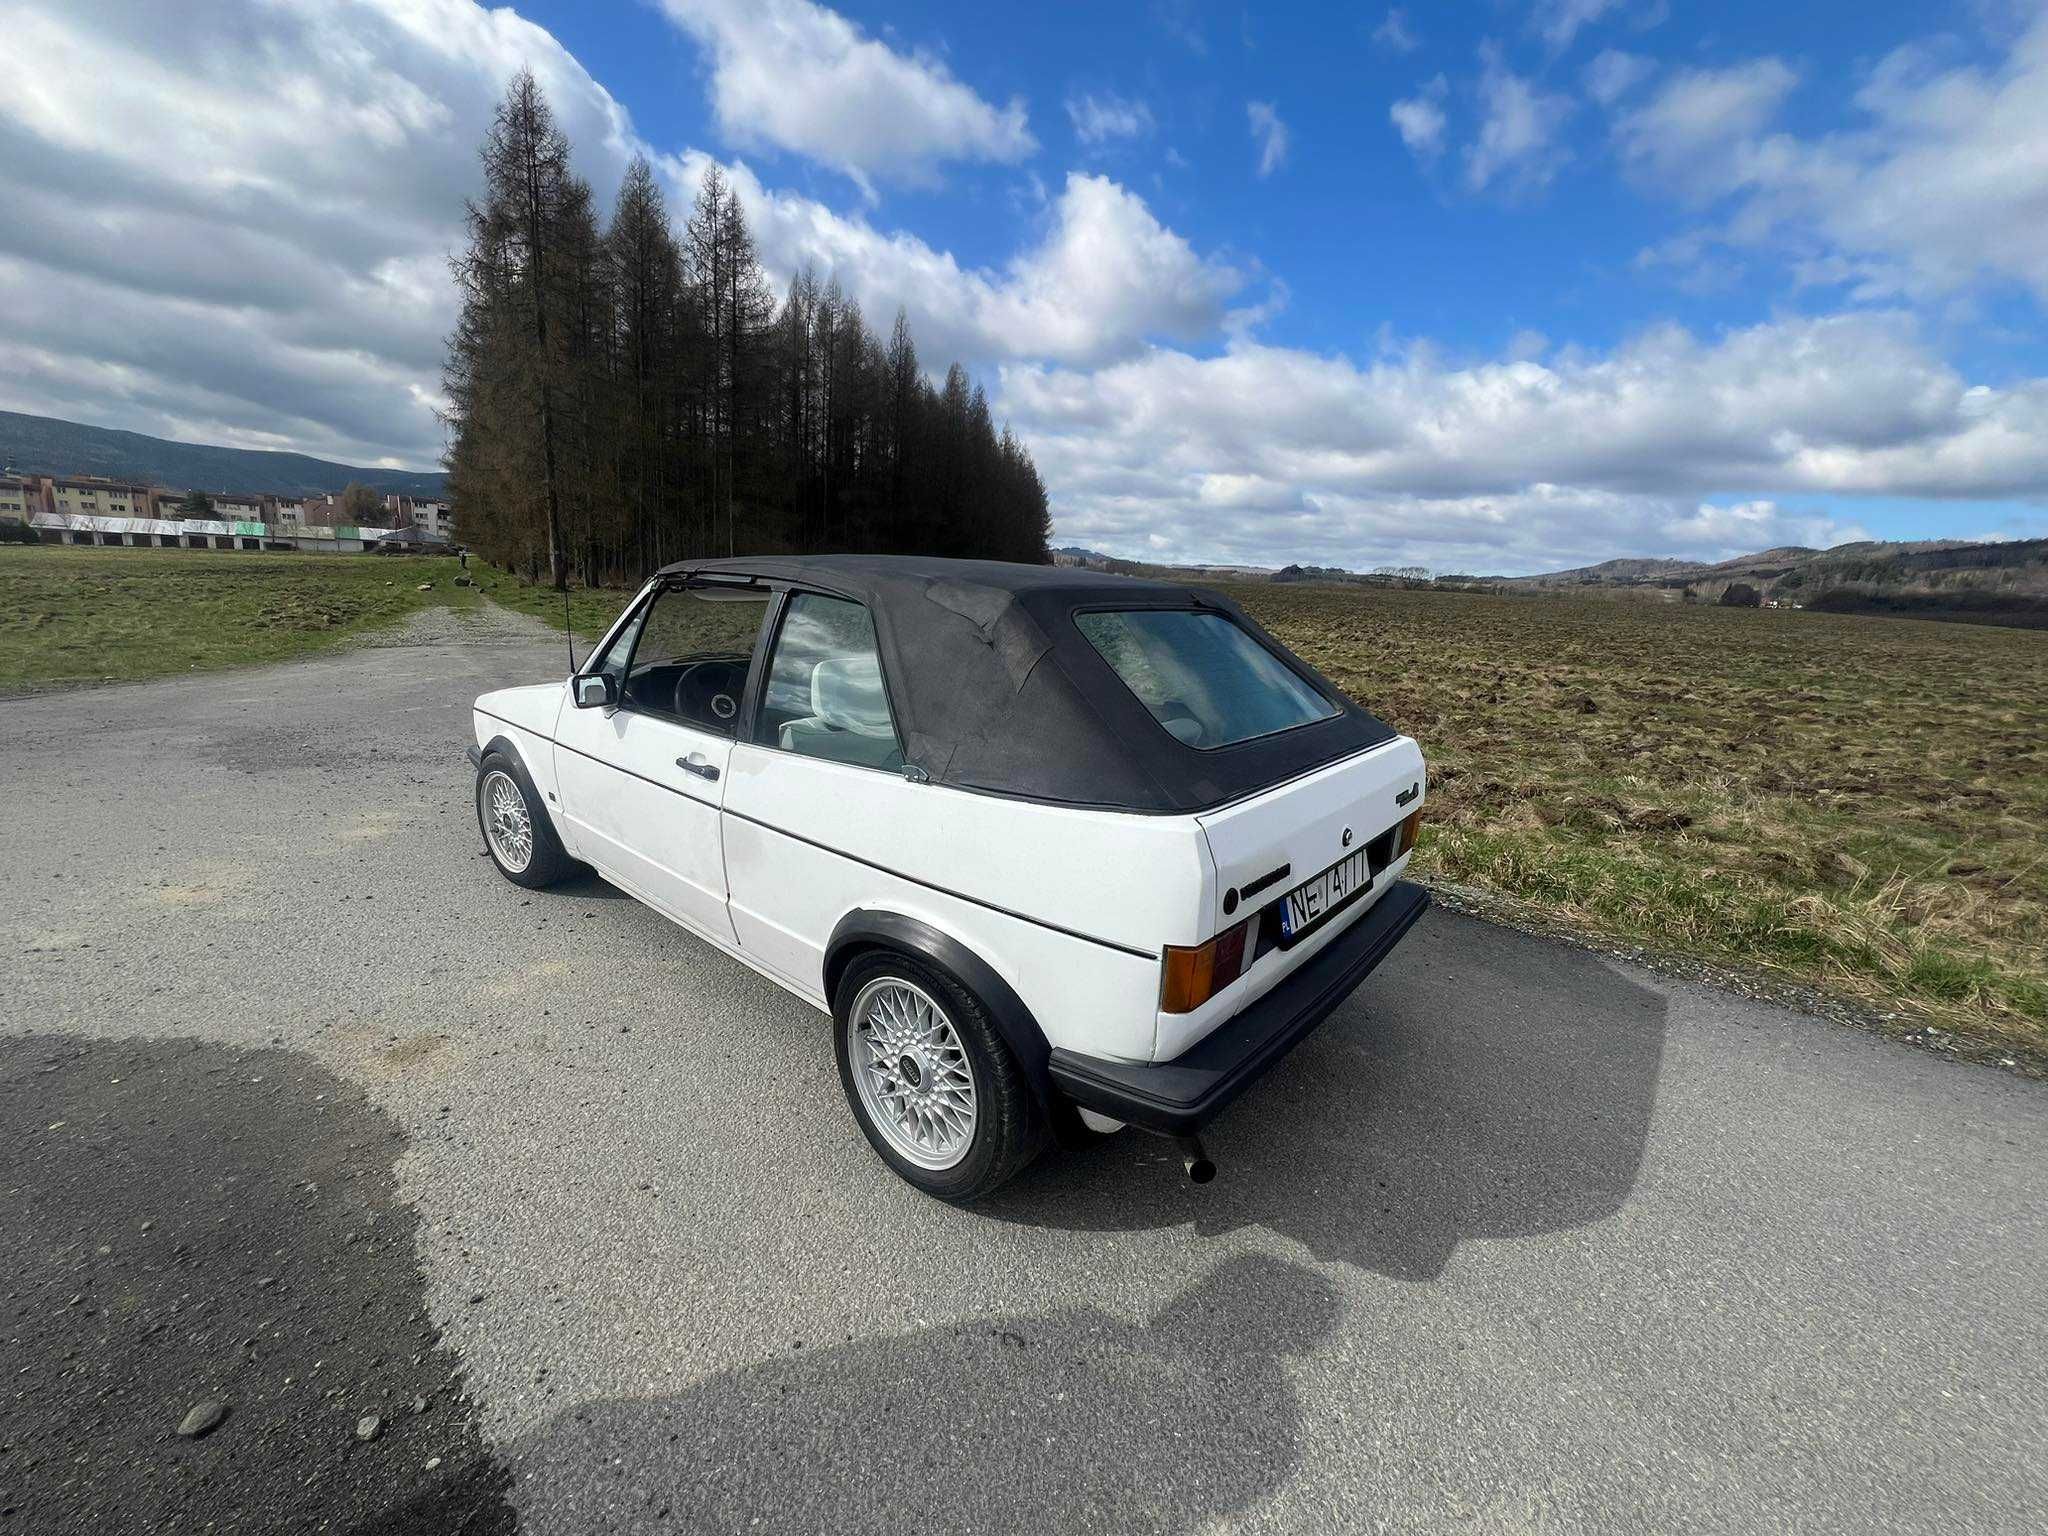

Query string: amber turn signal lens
1395 804 1424 858
1160 917 1252 1013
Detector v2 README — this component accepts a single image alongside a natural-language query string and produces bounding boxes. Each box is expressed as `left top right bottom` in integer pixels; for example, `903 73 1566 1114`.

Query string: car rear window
1074 609 1340 749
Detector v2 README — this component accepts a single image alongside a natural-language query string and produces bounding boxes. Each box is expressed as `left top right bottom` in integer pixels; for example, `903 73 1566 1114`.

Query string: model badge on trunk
1395 782 1420 807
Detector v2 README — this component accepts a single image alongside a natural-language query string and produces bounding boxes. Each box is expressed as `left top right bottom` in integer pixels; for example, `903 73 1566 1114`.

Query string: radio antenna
564 579 577 673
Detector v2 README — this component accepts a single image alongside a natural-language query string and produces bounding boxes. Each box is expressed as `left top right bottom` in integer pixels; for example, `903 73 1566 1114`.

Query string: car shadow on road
983 909 1670 1282
409 1253 1339 1535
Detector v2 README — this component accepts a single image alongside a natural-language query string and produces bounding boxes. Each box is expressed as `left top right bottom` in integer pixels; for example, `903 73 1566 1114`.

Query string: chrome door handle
676 756 720 782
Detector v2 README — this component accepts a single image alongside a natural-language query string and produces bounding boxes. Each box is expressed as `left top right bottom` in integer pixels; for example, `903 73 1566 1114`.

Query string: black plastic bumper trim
465 743 483 770
1048 880 1430 1135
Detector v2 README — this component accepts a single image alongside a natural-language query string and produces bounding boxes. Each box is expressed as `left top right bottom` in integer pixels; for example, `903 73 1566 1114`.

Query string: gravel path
349 595 566 650
2 618 2044 1534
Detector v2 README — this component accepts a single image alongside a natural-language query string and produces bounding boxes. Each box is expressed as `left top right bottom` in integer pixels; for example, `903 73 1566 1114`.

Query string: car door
553 579 772 946
722 590 909 989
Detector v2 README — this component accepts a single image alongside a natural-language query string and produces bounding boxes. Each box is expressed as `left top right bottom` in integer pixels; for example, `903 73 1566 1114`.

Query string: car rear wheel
833 951 1044 1202
475 750 571 889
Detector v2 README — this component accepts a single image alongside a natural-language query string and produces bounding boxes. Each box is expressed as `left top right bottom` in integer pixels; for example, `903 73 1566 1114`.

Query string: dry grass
1228 582 2048 1059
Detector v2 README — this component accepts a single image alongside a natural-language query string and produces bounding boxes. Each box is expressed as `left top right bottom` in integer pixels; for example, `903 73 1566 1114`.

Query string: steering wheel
673 660 741 729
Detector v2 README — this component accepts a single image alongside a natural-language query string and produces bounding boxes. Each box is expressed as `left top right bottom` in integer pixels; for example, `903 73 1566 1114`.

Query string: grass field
1226 582 2048 1059
0 545 476 691
8 546 2042 1059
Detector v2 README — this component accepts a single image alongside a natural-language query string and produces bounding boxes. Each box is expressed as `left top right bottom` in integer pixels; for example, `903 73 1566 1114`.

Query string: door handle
676 755 720 782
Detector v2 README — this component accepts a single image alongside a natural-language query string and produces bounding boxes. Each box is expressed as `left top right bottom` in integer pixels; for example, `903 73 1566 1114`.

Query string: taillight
1395 804 1424 857
1160 917 1252 1013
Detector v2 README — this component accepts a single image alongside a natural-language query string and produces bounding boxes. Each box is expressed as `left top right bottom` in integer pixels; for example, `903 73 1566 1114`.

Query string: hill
0 411 445 498
1495 554 1710 588
1485 535 2048 628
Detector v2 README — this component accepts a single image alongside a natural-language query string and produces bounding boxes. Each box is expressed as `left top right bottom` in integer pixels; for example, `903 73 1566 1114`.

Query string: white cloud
1466 42 1576 193
1613 57 1799 189
1584 48 1655 105
663 158 1244 369
1247 100 1290 178
1391 76 1450 162
657 0 1033 188
1529 0 1624 54
1372 9 1420 53
1066 91 1155 145
0 0 643 465
1613 16 2048 305
1000 312 2048 571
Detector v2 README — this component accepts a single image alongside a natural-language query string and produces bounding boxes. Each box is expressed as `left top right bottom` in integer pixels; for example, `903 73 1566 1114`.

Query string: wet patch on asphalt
0 1035 513 1533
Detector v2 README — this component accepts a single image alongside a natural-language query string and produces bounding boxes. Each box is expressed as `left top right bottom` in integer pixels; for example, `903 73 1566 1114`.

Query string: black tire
833 950 1046 1202
474 749 572 889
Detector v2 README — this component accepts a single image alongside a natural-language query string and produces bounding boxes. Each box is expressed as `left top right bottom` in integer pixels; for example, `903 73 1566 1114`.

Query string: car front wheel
833 951 1044 1202
475 750 571 889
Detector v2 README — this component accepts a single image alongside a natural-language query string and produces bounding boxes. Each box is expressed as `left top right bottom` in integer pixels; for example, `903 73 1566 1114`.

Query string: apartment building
49 476 154 518
0 475 34 519
380 492 455 536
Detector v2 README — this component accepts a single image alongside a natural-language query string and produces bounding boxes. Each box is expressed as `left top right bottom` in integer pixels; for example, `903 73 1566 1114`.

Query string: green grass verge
0 544 479 691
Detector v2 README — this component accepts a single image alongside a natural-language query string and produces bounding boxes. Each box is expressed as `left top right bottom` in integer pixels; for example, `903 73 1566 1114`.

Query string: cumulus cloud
1372 9 1420 53
1612 14 2048 304
661 158 1243 369
1466 42 1576 193
1390 76 1450 162
1247 101 1291 178
657 0 1032 187
1066 91 1155 145
998 312 2048 571
0 0 643 465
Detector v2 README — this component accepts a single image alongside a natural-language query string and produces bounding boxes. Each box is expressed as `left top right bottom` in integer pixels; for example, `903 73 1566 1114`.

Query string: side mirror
573 673 615 710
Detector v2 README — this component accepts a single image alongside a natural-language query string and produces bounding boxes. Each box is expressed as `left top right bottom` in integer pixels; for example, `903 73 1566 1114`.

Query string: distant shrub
1720 582 1763 608
0 518 39 545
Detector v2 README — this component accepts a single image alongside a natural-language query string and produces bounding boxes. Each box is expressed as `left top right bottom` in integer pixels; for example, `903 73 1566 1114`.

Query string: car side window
755 594 904 772
616 584 770 735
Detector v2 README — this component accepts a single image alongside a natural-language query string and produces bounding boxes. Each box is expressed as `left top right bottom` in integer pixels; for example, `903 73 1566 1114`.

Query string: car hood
474 680 566 739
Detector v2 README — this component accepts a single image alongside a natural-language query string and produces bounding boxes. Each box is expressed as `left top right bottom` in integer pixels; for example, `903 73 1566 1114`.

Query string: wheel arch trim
824 909 1058 1116
475 733 568 845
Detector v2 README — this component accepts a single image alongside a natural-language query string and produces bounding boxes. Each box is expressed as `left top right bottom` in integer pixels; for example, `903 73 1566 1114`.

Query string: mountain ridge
0 410 445 498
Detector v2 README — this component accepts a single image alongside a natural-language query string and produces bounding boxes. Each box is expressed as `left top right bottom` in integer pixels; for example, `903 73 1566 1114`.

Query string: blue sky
5 0 2046 572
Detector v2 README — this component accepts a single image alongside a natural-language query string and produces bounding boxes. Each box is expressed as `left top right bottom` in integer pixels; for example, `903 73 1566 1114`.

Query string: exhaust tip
1176 1134 1217 1184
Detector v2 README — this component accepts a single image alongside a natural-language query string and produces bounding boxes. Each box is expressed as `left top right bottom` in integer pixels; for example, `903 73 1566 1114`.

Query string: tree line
443 71 1052 590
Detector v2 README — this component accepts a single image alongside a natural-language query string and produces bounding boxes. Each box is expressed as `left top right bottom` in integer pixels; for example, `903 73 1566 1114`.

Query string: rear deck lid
1195 737 1426 943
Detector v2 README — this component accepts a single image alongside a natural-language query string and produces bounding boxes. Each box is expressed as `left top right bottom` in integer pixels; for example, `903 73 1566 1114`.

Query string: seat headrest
812 654 894 736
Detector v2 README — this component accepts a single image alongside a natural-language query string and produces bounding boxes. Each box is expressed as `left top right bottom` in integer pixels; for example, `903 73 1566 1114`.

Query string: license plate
1279 848 1371 941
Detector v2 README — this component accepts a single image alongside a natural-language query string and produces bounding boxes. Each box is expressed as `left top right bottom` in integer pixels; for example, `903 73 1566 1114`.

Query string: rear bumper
1047 879 1431 1135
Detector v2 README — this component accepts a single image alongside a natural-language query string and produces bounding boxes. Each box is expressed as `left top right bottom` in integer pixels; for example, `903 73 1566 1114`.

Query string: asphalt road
3 602 2044 1534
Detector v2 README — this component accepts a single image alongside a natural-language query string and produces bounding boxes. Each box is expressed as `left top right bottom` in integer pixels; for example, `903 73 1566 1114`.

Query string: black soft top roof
656 554 1396 813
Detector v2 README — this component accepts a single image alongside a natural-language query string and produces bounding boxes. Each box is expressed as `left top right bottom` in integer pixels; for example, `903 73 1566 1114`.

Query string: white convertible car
468 555 1429 1200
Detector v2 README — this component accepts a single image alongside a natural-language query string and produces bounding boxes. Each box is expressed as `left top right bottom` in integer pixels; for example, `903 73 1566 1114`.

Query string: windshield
1075 609 1340 749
